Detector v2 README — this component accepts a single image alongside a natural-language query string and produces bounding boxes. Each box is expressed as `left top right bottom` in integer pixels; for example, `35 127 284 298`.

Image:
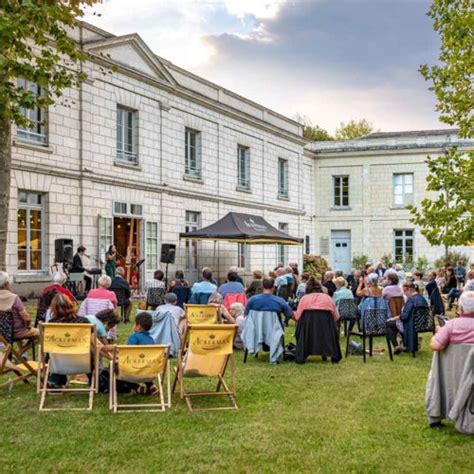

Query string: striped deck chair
109 344 171 413
38 323 99 411
174 324 238 412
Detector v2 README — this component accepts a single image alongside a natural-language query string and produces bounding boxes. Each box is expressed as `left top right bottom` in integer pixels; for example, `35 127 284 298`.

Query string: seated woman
207 292 235 324
333 277 354 306
382 273 403 301
246 270 263 297
144 269 166 309
229 302 245 349
0 271 39 351
357 272 383 299
48 293 89 388
86 275 117 307
296 273 310 300
294 278 339 322
41 272 75 302
168 270 189 290
386 280 429 354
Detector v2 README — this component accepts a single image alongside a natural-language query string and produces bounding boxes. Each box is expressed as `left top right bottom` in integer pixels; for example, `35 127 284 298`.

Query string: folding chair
408 306 435 358
388 296 404 319
184 304 218 325
173 324 238 412
336 298 359 336
345 297 393 363
38 323 99 411
0 310 38 389
109 344 171 413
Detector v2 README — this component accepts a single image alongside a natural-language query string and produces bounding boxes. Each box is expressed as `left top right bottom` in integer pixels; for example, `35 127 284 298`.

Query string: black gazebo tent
179 212 303 245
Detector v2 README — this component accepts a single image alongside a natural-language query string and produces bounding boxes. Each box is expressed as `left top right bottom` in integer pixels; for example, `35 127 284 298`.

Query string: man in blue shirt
219 272 245 298
245 277 293 320
190 269 218 303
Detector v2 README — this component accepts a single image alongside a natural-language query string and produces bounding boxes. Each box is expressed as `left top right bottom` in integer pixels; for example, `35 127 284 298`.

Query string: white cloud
222 0 286 19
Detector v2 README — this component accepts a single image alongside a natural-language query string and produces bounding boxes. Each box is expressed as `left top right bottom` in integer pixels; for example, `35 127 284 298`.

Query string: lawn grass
1 304 472 473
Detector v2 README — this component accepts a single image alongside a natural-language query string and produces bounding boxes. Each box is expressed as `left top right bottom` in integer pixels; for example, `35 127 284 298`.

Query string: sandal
137 385 147 395
147 385 159 396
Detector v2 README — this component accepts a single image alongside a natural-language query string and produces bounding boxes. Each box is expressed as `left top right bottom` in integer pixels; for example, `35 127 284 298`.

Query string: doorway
113 217 142 289
331 230 351 274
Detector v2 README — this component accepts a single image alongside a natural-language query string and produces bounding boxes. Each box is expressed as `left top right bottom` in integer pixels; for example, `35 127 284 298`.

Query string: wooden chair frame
0 334 38 389
173 324 238 412
37 323 99 411
109 344 171 413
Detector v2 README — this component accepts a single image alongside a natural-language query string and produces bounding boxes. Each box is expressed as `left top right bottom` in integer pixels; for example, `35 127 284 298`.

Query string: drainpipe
79 24 84 246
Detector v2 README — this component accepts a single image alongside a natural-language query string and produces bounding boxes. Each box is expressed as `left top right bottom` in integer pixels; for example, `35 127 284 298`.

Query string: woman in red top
295 277 339 322
40 272 75 302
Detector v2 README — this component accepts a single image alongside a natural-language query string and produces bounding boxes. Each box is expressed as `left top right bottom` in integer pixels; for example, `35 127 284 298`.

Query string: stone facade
8 23 311 295
306 130 474 272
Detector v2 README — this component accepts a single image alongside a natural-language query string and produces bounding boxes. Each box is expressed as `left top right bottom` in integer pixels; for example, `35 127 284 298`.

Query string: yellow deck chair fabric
110 344 171 413
38 323 98 411
175 324 238 411
184 305 218 325
0 337 38 389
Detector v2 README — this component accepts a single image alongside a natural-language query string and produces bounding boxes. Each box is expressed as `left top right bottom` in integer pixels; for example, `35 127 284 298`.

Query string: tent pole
213 240 217 282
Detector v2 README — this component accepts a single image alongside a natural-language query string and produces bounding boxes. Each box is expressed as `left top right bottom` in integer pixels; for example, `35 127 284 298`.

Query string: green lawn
1 305 472 473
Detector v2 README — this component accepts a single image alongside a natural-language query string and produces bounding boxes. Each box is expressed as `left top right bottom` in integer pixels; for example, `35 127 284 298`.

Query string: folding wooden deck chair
37 323 99 411
184 304 218 325
0 310 38 389
109 344 171 413
174 324 238 412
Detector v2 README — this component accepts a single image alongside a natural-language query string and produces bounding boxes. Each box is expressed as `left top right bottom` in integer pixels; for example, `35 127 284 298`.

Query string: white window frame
278 223 289 265
237 145 250 189
393 173 414 207
237 242 249 269
98 216 113 265
393 229 414 262
185 211 201 270
116 106 138 165
145 221 159 271
333 175 349 207
17 191 44 272
185 128 202 179
113 202 143 217
17 79 47 145
278 158 289 198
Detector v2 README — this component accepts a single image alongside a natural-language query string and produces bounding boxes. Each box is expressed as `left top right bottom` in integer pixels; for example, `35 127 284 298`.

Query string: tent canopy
179 212 303 245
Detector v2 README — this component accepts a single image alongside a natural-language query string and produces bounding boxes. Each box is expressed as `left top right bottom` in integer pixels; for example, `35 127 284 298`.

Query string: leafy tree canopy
294 113 333 141
334 119 374 140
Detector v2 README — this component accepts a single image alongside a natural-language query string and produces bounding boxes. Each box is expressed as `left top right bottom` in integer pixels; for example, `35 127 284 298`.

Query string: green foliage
335 119 374 140
352 254 369 270
303 254 330 280
0 1 103 127
420 0 473 138
414 255 430 273
434 251 470 269
411 0 474 250
380 253 393 269
409 148 474 247
294 113 333 141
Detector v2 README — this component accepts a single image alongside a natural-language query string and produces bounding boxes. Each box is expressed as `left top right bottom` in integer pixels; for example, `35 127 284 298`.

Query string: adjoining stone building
8 22 313 295
306 130 474 273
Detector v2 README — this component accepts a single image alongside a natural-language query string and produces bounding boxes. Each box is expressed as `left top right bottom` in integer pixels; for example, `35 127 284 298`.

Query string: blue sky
85 0 444 134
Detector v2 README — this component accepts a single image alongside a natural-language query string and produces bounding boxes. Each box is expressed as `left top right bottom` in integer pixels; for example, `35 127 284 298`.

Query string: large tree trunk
0 114 12 271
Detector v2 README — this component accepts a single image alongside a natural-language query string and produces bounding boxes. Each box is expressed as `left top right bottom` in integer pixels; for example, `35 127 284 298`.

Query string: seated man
245 277 293 322
151 292 185 335
430 291 474 351
87 275 117 307
190 268 217 304
110 267 132 321
219 271 245 298
229 266 244 285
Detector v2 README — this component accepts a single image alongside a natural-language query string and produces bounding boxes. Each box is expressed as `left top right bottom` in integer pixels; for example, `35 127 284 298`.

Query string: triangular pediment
84 34 176 85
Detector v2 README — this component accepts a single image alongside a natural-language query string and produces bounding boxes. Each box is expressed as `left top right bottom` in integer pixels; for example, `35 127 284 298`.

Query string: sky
84 0 445 134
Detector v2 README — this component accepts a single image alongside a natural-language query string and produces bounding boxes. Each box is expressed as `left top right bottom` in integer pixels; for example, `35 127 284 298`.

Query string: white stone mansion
7 22 473 294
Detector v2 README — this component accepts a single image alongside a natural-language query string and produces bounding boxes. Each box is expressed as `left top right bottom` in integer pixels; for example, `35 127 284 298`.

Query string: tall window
146 222 159 271
237 145 250 189
393 173 414 207
185 211 200 270
237 243 248 269
278 158 289 198
116 106 138 164
185 128 202 179
17 191 44 271
278 223 289 265
305 235 311 255
17 79 47 145
334 176 349 207
394 229 414 262
98 216 113 264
